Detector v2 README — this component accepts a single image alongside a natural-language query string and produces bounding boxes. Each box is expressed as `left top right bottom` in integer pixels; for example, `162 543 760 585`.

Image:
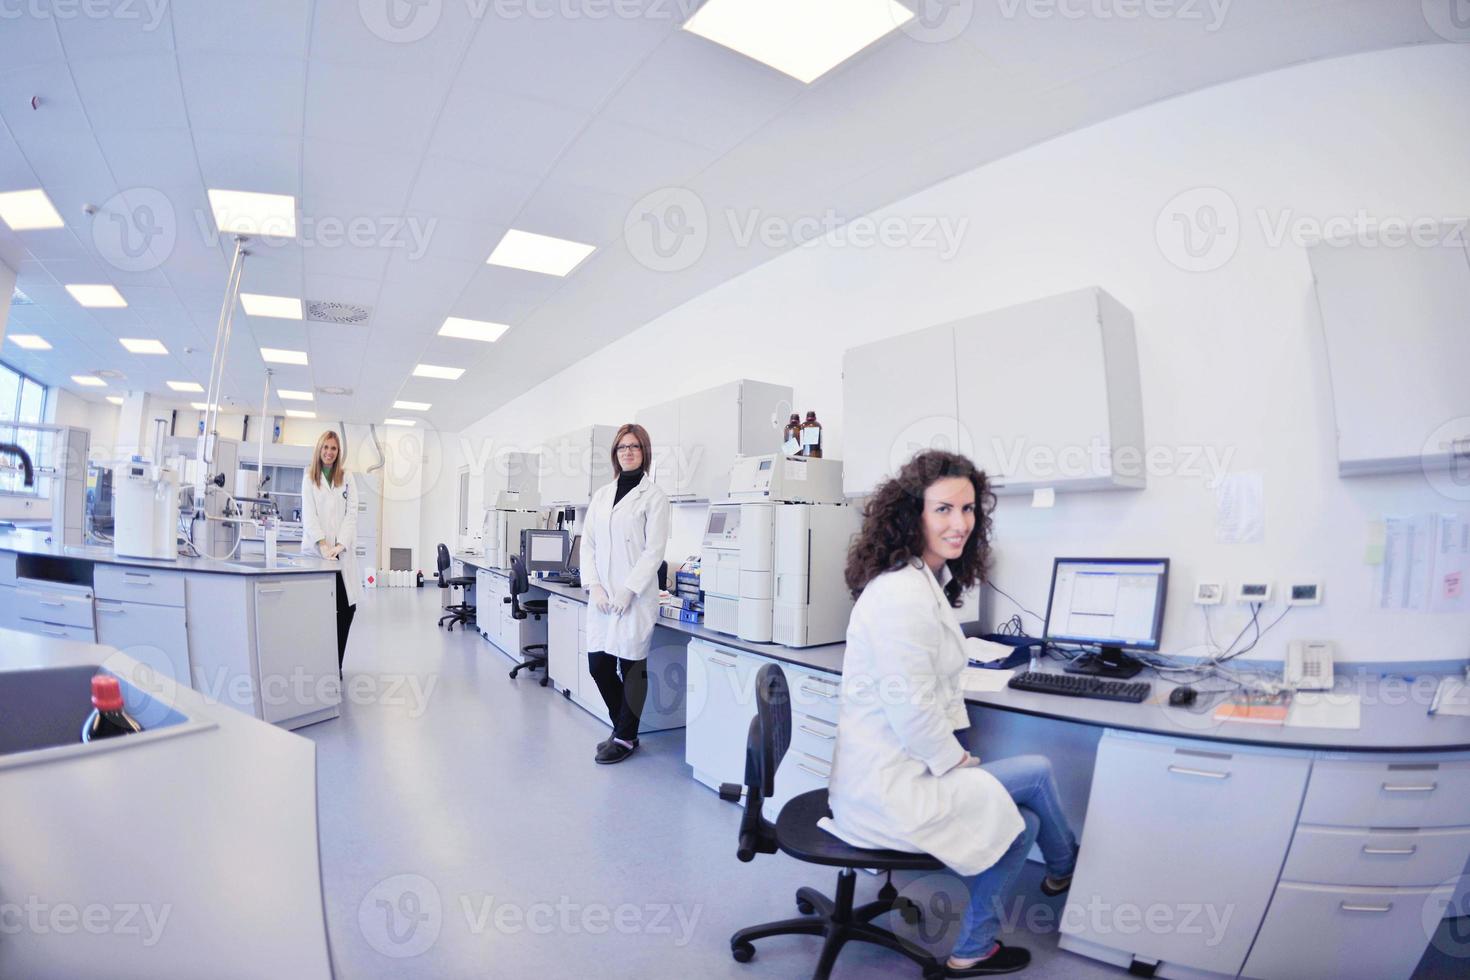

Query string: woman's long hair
844 449 996 607
308 430 344 489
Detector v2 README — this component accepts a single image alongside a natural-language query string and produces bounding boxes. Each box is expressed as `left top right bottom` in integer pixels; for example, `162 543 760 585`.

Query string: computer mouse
1169 687 1197 707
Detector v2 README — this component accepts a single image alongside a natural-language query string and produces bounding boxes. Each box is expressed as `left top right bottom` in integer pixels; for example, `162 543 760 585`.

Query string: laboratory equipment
770 501 860 647
798 410 823 458
728 453 845 504
1045 557 1169 679
521 528 569 573
483 498 542 570
1007 670 1152 703
112 459 180 560
700 503 743 636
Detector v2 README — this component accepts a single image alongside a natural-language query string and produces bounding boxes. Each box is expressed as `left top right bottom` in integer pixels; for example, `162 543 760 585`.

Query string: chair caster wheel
898 899 922 925
508 670 517 680
731 941 755 963
796 897 816 915
562 689 572 700
539 677 549 687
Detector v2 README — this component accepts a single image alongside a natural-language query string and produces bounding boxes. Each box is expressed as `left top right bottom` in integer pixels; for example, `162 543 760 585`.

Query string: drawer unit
95 599 192 688
94 565 187 607
786 666 841 725
1283 824 1470 888
1241 881 1456 980
19 621 96 643
770 749 833 814
15 579 94 629
1299 758 1470 828
790 711 838 764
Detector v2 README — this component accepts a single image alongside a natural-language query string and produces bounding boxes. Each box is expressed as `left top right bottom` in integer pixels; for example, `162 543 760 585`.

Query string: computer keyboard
1008 671 1151 703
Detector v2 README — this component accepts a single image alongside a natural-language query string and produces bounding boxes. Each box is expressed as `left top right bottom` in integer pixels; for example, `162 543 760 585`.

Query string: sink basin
219 557 306 571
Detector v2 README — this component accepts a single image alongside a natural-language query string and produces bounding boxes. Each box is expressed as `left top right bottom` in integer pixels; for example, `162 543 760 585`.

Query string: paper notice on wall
1215 472 1264 544
1364 521 1387 565
1378 515 1432 612
1429 513 1469 614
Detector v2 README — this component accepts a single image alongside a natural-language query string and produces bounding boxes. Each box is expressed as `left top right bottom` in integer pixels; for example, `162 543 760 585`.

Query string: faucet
0 443 34 486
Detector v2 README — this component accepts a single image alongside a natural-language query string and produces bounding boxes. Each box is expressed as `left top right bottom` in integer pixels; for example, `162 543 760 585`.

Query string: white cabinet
253 576 340 726
538 425 616 507
1309 237 1470 475
1059 732 1310 976
482 450 540 500
0 584 14 630
685 638 759 790
548 595 580 694
636 379 793 502
95 592 191 688
842 288 1145 496
14 578 95 643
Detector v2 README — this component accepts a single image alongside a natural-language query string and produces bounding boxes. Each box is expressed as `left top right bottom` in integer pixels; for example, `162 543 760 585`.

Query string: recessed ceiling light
168 380 204 393
207 189 297 238
439 316 511 343
66 284 127 308
285 409 316 419
277 389 313 401
119 338 168 355
261 347 308 366
0 189 64 230
384 418 417 426
190 401 222 412
393 400 430 411
7 334 51 350
240 292 303 319
72 375 107 387
106 396 124 405
412 363 464 380
486 229 595 277
682 0 913 84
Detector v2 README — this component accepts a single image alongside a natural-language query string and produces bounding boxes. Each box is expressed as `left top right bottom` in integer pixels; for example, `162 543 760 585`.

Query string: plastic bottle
799 411 823 458
81 674 143 742
782 414 802 456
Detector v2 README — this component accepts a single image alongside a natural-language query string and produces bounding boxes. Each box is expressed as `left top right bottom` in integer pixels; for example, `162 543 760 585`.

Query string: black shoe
1040 844 1080 896
946 942 1030 976
595 736 636 754
595 739 638 765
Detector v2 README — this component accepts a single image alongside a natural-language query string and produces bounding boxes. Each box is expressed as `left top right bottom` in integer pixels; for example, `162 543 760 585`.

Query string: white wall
426 44 1470 663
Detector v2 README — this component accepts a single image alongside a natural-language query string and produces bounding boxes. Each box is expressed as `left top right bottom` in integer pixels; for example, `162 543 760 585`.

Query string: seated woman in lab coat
824 449 1078 976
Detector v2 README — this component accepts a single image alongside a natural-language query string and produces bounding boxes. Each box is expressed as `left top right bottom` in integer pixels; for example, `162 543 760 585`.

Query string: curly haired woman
821 449 1079 976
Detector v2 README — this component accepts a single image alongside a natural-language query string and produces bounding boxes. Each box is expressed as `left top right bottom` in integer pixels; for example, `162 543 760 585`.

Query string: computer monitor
522 529 568 573
566 534 581 573
1043 557 1169 679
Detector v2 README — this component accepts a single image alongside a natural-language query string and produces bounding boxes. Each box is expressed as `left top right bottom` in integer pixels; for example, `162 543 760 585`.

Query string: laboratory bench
1 527 343 730
453 551 1470 980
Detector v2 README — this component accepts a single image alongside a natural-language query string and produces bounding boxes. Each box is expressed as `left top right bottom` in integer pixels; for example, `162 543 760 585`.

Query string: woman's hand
611 587 636 615
957 752 981 768
590 585 613 614
329 543 346 560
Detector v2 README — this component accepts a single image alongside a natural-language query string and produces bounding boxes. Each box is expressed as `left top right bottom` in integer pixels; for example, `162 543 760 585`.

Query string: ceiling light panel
7 334 51 350
285 409 316 419
277 389 313 401
207 189 297 238
486 229 596 277
412 363 465 380
106 396 124 405
0 189 64 230
120 338 168 355
393 400 430 411
66 284 128 308
261 347 308 365
439 317 510 343
168 381 204 392
72 375 107 387
384 418 416 426
682 0 913 84
240 293 304 319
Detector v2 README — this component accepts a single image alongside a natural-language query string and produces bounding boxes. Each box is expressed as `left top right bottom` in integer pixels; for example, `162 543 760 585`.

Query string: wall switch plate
1236 581 1273 604
1286 581 1323 606
1194 582 1224 605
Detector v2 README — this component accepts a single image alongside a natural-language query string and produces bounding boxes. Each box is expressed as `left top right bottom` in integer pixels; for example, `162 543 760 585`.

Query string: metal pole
198 236 247 483
257 367 272 488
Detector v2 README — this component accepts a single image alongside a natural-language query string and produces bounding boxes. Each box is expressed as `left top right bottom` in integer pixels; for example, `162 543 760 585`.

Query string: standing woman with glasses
580 423 670 764
301 429 360 676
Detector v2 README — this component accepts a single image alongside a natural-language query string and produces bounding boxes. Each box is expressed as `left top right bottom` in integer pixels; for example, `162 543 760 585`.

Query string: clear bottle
799 411 823 458
782 414 802 456
81 674 143 742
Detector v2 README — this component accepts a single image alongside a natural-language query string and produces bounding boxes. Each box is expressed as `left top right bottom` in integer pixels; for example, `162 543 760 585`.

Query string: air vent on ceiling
93 369 125 379
316 386 353 396
306 300 371 325
11 288 33 306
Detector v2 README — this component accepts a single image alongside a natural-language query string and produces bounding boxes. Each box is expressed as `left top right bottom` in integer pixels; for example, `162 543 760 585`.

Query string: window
0 360 49 495
457 468 471 536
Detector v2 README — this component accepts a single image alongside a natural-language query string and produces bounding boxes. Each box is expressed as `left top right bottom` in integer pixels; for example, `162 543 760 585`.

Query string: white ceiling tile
192 130 302 198
454 263 563 323
429 85 591 175
309 0 482 79
546 118 719 199
303 62 441 150
171 0 311 58
514 180 635 250
92 128 199 189
0 17 63 72
303 139 418 211
394 216 500 265
179 53 307 137
404 156 538 226
303 242 391 284
380 253 477 298
304 273 379 307
71 54 189 131
50 1 176 60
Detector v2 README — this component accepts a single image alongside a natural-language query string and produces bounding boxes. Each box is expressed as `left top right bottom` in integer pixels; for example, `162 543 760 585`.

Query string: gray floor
304 588 1468 979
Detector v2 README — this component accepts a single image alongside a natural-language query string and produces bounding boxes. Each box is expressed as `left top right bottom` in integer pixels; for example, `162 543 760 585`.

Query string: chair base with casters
434 543 476 631
505 573 549 686
438 595 474 631
725 787 946 980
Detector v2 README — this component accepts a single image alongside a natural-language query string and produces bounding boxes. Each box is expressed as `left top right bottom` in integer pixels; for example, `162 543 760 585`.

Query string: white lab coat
301 469 360 608
580 472 670 661
821 558 1024 876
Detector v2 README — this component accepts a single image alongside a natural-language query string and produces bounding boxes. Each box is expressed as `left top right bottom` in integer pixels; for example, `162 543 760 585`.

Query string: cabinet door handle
258 587 285 596
123 575 153 586
800 682 837 700
1167 765 1230 780
797 762 831 778
1362 845 1417 856
1339 902 1393 914
41 627 66 637
709 656 737 669
1381 782 1437 793
97 603 126 615
798 724 835 740
39 599 65 607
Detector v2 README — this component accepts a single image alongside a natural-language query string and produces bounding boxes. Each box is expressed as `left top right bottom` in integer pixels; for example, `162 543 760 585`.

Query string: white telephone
1284 640 1335 691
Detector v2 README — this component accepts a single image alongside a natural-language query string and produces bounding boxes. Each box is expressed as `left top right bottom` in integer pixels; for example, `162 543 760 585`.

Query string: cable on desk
987 580 1045 627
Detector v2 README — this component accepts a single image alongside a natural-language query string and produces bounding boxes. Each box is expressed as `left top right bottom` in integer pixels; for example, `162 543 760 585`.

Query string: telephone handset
1285 640 1335 691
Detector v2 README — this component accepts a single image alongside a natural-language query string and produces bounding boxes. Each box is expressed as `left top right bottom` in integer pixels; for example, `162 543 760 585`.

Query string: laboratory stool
506 555 550 686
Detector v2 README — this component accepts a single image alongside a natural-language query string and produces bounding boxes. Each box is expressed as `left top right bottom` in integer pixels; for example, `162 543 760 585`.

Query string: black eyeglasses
615 443 642 453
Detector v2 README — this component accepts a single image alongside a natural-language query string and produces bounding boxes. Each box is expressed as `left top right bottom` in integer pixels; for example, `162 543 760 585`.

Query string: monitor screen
1043 558 1169 651
523 529 568 572
708 511 726 534
567 534 581 571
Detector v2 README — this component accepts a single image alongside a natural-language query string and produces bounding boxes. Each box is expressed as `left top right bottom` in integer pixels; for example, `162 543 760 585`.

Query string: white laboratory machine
483 490 542 569
112 459 180 560
700 503 743 636
727 453 845 505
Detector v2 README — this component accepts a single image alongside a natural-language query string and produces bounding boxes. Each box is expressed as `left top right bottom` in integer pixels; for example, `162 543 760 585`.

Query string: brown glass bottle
782 414 802 456
799 411 823 458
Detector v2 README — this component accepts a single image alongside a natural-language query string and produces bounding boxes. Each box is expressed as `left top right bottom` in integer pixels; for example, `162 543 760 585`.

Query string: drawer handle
1167 765 1230 780
39 599 65 607
1362 845 1417 856
798 725 836 740
1340 902 1393 914
1382 782 1437 793
41 627 66 637
258 587 285 596
709 656 737 669
97 604 126 615
123 576 153 585
800 682 838 700
797 762 831 778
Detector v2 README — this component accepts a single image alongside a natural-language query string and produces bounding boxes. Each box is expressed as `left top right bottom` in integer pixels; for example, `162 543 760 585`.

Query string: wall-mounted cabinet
842 287 1145 496
538 425 616 507
483 450 541 501
635 380 793 503
1309 237 1470 476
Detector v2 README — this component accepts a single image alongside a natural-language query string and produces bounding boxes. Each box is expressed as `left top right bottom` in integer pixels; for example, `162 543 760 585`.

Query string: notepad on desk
963 667 1016 694
1285 691 1362 730
1214 692 1292 726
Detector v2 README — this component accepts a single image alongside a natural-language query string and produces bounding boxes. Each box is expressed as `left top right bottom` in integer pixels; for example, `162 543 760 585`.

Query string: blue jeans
950 755 1079 960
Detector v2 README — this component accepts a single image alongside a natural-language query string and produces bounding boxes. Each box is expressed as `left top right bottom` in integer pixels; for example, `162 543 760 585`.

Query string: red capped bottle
81 674 143 742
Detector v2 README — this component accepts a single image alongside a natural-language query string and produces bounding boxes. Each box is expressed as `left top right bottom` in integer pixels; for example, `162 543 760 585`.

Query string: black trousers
335 571 356 671
587 652 648 742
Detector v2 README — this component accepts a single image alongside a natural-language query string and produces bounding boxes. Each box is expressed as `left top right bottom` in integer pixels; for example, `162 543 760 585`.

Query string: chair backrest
729 663 792 862
506 556 528 619
435 543 451 580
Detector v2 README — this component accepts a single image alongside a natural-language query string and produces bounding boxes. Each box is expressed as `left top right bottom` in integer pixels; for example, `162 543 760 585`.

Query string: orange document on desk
1214 692 1292 725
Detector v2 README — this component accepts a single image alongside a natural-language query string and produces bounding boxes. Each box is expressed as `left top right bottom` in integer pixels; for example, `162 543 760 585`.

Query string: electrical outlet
1286 581 1323 606
1236 581 1273 604
1194 582 1224 605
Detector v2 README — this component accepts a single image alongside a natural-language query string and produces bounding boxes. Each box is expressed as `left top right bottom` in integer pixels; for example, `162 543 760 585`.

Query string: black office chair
436 543 476 631
721 663 946 980
506 555 549 685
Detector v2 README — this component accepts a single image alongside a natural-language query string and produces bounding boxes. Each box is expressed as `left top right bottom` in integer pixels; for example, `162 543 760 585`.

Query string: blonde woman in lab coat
580 422 670 764
826 450 1078 976
301 429 360 675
